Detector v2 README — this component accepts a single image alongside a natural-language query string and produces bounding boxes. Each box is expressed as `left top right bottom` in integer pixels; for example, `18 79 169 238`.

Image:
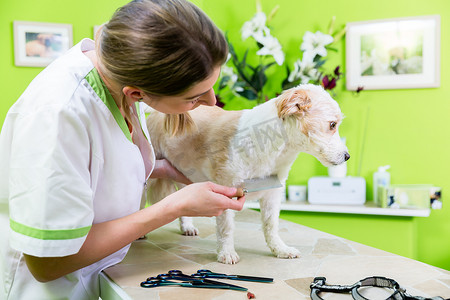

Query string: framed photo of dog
13 21 73 67
345 15 440 90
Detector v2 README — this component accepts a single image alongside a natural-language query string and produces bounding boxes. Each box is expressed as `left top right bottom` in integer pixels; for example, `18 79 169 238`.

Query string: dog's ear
276 89 312 120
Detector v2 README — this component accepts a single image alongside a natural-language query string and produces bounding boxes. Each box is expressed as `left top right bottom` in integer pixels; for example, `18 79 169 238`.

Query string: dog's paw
274 246 301 259
217 250 240 264
181 224 199 236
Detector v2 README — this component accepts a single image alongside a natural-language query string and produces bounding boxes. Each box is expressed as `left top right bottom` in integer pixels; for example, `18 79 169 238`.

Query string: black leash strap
310 276 449 300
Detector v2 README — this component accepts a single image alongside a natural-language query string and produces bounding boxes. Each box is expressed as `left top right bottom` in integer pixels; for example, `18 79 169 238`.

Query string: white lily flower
300 31 334 58
256 35 284 65
288 51 319 83
221 65 237 83
304 68 320 84
233 85 244 93
221 55 237 85
242 12 270 41
288 59 301 82
225 53 232 63
221 66 244 93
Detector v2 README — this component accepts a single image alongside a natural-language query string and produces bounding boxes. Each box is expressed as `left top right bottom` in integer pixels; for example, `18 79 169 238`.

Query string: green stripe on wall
10 219 91 240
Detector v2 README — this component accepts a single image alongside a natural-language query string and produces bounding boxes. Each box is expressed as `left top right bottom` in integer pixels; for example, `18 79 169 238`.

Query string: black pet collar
310 276 449 300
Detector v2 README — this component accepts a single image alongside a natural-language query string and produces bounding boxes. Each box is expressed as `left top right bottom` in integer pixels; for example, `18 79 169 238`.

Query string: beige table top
103 209 450 299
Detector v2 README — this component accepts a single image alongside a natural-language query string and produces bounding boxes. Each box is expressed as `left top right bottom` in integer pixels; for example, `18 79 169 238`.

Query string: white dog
146 84 349 264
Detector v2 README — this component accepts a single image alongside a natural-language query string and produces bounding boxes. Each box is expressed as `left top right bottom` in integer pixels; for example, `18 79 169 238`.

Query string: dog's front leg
216 209 239 264
179 216 199 236
260 189 301 259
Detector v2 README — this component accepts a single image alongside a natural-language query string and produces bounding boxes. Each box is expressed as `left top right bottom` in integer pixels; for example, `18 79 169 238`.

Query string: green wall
1 0 449 270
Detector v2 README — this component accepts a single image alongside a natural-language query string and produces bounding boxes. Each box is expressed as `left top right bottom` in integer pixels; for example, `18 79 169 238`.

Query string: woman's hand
150 158 192 185
164 181 246 217
24 181 244 282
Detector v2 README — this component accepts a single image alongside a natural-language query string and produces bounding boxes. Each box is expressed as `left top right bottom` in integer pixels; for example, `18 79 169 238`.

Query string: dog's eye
330 121 337 130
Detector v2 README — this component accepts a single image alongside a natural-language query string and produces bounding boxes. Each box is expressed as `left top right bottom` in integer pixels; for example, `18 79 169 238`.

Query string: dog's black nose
344 152 350 161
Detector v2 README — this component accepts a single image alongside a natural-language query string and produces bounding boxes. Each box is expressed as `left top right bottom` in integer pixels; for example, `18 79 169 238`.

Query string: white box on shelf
288 185 307 202
308 176 366 205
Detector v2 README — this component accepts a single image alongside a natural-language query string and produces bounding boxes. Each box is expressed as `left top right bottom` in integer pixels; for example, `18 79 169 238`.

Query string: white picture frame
345 15 440 90
13 21 73 67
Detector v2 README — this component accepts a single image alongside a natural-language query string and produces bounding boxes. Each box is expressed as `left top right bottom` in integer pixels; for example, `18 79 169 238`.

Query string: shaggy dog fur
146 84 349 264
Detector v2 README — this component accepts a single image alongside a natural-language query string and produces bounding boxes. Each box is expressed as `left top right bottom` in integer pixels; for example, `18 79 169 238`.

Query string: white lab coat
0 39 155 299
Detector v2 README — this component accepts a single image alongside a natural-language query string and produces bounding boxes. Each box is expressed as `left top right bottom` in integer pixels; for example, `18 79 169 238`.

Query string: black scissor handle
156 273 172 280
141 278 165 288
168 270 183 275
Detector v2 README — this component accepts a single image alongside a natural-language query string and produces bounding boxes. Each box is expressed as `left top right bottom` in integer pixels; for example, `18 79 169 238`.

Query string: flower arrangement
216 3 347 108
217 2 283 105
282 17 346 95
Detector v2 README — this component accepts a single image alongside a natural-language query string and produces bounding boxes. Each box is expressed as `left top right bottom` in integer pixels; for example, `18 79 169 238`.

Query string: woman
0 0 245 299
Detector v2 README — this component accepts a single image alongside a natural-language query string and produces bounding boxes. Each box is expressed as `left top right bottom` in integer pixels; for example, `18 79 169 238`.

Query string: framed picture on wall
13 21 73 67
345 15 440 90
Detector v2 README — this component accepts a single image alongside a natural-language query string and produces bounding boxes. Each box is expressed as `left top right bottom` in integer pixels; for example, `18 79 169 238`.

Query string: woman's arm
24 182 244 282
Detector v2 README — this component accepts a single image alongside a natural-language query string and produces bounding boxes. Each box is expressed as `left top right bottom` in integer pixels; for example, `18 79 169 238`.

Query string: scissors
193 269 273 283
141 272 248 291
168 270 248 291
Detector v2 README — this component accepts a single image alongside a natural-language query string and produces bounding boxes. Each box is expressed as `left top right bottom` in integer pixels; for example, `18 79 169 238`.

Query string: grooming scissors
193 269 273 283
140 271 248 291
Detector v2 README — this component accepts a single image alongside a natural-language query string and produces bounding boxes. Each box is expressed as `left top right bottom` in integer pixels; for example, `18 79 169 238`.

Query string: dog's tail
146 178 182 205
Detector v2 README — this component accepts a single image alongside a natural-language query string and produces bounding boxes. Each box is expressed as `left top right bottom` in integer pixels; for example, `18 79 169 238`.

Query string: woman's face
144 66 221 114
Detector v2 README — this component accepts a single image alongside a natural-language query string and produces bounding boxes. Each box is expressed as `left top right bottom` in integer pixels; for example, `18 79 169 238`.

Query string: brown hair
96 0 228 134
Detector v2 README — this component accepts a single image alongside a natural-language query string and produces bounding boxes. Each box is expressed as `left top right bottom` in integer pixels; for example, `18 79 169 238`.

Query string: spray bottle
373 165 390 203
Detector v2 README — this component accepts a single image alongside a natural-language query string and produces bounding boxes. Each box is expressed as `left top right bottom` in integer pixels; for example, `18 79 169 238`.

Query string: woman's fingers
208 182 239 197
228 194 246 211
207 182 245 211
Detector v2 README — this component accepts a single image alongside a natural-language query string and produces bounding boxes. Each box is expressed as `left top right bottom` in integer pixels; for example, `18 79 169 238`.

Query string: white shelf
243 201 431 217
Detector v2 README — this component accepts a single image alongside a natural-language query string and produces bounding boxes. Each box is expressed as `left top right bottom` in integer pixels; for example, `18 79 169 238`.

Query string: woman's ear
122 86 146 103
276 88 312 120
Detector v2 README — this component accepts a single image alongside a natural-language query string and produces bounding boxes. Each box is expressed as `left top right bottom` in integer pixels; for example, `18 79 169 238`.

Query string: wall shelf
243 201 430 217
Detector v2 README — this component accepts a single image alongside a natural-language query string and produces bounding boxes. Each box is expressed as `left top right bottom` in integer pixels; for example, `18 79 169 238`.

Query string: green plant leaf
261 62 276 72
237 89 258 100
315 59 327 68
326 46 338 52
250 73 263 91
282 78 300 90
241 49 249 68
219 75 230 90
313 54 322 62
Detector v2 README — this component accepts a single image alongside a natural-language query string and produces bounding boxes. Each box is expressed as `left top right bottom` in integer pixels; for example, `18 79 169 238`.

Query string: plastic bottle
373 165 390 202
